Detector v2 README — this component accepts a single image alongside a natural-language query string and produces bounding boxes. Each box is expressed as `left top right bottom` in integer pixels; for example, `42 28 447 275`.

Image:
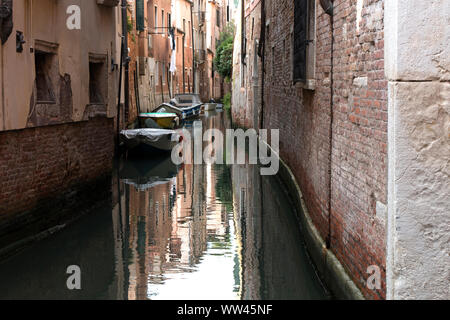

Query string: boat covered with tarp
120 128 181 154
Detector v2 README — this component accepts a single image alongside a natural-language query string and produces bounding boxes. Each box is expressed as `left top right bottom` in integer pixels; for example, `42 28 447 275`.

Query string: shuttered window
293 0 308 83
136 0 145 31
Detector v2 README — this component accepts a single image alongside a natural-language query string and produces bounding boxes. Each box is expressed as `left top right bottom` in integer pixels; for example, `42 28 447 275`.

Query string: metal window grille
293 0 308 83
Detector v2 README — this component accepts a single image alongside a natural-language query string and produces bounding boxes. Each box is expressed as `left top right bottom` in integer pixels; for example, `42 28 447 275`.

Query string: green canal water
0 111 329 300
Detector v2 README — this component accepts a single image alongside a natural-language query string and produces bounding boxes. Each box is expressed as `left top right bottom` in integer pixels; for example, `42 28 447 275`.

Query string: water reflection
0 111 329 300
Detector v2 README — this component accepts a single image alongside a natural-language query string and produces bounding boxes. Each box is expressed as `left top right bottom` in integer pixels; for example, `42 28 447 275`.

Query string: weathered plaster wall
232 0 262 129
385 0 450 300
0 0 118 131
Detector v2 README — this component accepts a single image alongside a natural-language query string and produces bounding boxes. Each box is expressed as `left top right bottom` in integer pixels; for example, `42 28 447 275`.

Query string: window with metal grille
293 0 308 83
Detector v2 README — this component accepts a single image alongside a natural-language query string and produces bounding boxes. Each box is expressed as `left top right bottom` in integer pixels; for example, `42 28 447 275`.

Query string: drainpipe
190 3 196 94
258 0 265 131
119 0 130 126
122 1 130 122
319 0 334 249
116 38 124 155
320 0 334 16
117 0 129 155
182 34 186 93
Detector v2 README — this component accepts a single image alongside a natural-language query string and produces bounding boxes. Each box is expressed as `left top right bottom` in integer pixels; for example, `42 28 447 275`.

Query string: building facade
232 0 449 300
0 0 120 248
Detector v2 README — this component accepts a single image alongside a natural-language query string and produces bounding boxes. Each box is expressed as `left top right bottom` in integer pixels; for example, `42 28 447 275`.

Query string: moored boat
153 103 199 121
169 94 204 119
139 112 179 129
120 128 181 154
204 103 217 111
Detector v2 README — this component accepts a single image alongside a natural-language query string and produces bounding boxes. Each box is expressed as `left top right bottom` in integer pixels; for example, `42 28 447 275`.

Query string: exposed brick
234 0 388 299
0 118 114 220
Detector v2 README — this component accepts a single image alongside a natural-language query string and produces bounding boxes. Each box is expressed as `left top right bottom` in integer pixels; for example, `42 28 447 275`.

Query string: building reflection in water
115 111 328 300
117 111 241 300
0 110 328 300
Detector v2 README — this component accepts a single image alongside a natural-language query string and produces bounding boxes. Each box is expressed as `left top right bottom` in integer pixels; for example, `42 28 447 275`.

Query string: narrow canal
0 111 329 300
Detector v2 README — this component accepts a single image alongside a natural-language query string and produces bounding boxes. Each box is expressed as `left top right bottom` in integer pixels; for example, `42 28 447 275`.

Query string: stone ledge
256 137 365 300
277 155 365 300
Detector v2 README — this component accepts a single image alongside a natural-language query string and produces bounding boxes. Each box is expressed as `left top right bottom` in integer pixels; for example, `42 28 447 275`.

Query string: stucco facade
0 0 119 250
0 0 119 131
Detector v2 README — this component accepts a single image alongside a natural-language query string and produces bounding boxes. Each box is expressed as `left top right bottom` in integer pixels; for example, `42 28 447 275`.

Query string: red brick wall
0 117 114 221
261 0 387 299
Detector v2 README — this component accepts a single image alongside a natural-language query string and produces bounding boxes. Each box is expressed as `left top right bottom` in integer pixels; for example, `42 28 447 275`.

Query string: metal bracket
16 31 25 53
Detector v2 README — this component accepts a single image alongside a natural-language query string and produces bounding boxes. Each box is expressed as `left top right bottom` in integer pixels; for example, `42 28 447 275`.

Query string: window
162 62 166 83
136 0 144 31
168 13 171 28
188 21 191 46
293 0 308 82
183 19 186 47
155 6 158 29
216 9 220 27
35 51 56 103
293 0 316 88
89 60 106 104
162 10 165 36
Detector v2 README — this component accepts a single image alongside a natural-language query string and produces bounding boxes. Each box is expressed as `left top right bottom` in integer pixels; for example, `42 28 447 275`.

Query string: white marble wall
385 0 450 300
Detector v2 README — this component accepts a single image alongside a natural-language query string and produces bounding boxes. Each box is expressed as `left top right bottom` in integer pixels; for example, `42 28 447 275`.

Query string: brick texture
0 117 114 247
239 0 388 299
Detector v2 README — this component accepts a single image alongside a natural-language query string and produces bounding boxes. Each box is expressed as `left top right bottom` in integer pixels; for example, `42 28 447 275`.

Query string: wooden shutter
136 0 145 32
293 0 308 83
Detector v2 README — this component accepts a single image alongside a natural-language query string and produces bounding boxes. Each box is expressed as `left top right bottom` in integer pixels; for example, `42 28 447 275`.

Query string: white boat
204 103 217 111
154 102 198 121
170 94 204 118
